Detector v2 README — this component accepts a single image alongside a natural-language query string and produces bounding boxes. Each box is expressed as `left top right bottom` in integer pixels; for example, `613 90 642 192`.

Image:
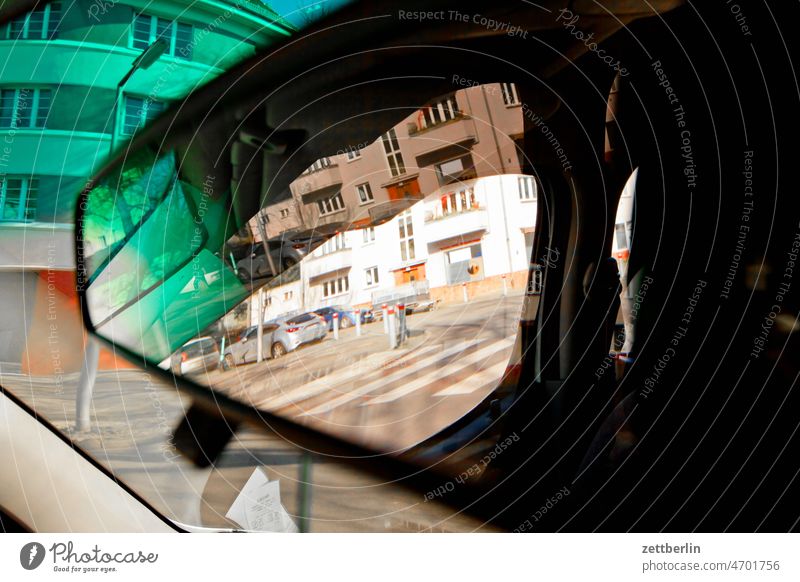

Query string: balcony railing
372 280 430 306
408 95 463 134
294 161 343 200
424 208 489 244
305 247 352 280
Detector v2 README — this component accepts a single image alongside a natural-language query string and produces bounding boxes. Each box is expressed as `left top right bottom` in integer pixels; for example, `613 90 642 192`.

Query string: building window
0 176 37 221
518 176 536 201
265 296 273 307
434 187 476 220
280 208 290 219
132 13 193 60
417 94 459 130
501 82 520 106
317 192 345 216
0 88 51 128
283 291 293 301
362 227 375 244
318 232 347 255
121 96 167 136
365 266 379 287
5 3 61 40
356 182 373 204
346 148 361 160
382 128 405 177
434 154 474 186
304 157 333 174
322 275 349 298
398 210 415 262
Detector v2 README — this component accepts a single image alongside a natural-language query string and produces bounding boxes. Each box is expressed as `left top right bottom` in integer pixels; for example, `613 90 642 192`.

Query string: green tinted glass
84 150 248 363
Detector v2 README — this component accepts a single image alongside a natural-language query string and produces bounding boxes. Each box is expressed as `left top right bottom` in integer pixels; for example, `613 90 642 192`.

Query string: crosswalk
257 345 442 409
252 333 516 418
364 337 515 405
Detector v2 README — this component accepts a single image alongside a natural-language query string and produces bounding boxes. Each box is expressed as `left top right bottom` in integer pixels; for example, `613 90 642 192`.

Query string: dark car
235 242 305 282
313 306 370 330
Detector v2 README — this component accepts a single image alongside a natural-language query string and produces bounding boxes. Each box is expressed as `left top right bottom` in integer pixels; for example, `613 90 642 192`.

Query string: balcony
367 198 420 226
0 222 74 270
411 118 477 167
294 162 343 202
305 248 353 281
0 129 110 177
424 208 489 244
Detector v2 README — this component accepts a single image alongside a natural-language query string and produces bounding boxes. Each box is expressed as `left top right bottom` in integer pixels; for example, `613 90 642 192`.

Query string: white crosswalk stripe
254 345 440 409
259 344 454 414
297 338 492 416
433 359 510 396
362 336 515 406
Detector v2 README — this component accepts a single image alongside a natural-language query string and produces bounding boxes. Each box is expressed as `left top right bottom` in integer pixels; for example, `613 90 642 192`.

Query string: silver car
222 323 279 369
270 312 328 358
169 336 220 376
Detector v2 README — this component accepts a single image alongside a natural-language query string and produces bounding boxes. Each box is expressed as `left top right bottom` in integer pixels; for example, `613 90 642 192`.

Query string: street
0 290 528 532
205 290 530 452
0 368 499 532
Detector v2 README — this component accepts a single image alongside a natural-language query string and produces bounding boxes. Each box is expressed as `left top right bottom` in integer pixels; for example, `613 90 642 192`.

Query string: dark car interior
2 0 797 532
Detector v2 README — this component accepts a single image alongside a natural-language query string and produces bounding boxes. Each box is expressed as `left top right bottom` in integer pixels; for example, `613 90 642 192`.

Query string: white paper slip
225 467 299 533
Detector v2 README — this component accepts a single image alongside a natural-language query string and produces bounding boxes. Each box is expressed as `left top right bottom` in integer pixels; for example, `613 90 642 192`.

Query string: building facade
0 0 292 370
254 82 539 325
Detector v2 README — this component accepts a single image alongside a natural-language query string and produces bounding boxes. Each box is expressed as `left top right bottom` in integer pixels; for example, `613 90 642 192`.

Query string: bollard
462 282 468 303
75 337 100 432
382 304 389 334
355 309 362 337
397 303 407 346
256 288 264 362
387 307 397 349
333 312 339 340
502 274 508 296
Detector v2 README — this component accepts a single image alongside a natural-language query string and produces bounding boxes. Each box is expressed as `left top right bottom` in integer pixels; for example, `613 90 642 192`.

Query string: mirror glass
79 81 541 456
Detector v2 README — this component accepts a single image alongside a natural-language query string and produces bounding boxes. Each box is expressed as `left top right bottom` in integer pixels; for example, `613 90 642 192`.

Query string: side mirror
72 0 689 532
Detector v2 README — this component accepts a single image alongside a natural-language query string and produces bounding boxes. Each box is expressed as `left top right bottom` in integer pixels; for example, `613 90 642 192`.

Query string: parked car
235 241 305 282
162 337 220 376
222 323 280 370
269 312 328 357
313 306 371 330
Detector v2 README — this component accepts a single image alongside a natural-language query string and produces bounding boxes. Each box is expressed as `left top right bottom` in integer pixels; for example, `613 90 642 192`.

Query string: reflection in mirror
79 82 540 457
611 169 637 355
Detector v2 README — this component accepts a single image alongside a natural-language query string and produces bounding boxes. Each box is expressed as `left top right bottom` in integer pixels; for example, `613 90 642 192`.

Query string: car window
183 338 217 357
79 79 539 463
1 0 493 535
287 313 315 324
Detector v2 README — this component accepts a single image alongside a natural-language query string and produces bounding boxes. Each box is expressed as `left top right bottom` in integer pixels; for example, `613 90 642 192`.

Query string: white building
249 173 537 325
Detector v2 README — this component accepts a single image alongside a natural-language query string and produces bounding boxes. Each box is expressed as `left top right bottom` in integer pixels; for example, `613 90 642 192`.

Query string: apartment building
253 82 539 324
0 0 292 370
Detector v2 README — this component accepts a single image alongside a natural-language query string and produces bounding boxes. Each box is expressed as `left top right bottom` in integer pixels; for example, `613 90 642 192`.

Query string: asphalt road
0 289 530 532
204 290 529 452
1 367 500 532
